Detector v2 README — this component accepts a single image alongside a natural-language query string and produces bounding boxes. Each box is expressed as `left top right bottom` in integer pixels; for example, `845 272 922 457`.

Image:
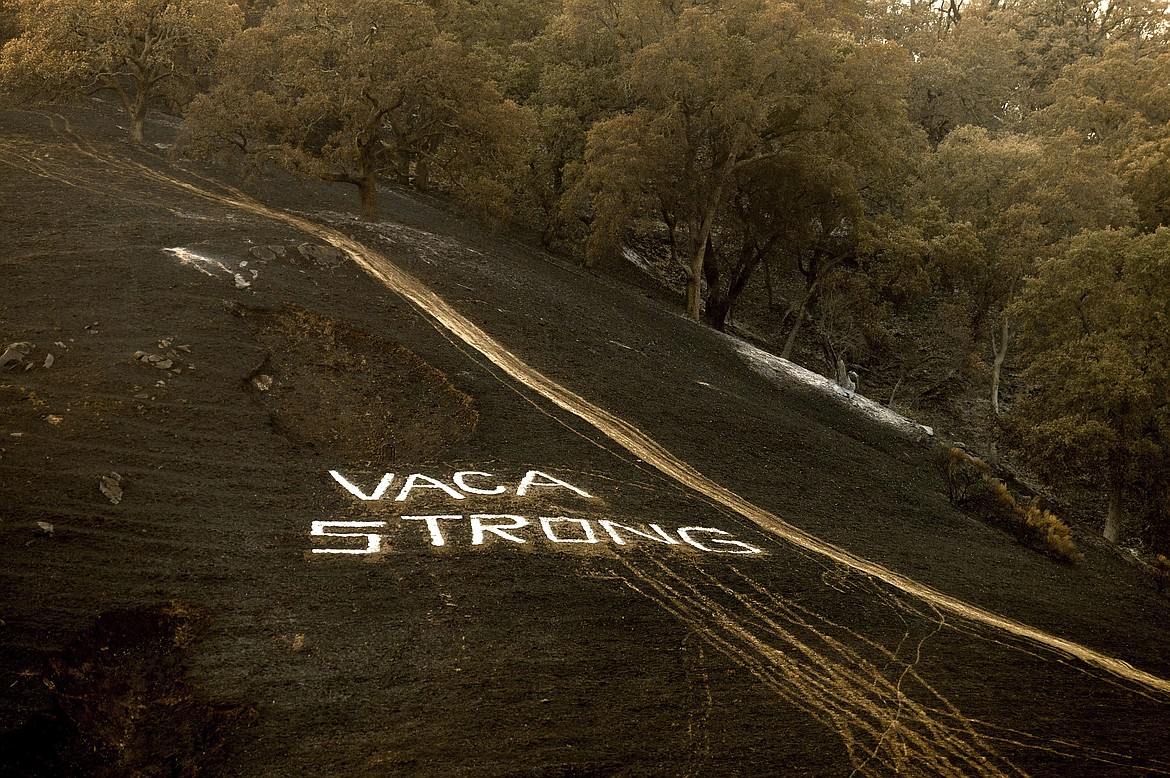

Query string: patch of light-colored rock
731 337 934 441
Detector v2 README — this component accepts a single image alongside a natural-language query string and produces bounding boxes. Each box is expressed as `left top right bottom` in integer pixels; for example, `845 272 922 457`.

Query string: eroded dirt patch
241 303 478 463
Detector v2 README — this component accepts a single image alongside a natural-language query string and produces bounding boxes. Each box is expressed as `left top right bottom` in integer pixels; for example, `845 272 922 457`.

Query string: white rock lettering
311 521 388 554
311 468 763 556
328 470 593 502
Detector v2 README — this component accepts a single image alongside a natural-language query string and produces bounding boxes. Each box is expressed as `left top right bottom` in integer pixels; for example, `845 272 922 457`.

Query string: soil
1 101 1169 777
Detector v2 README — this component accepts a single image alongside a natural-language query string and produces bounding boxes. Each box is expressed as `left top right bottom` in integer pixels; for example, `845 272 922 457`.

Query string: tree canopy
1010 228 1170 547
182 0 532 221
564 0 916 322
0 0 243 143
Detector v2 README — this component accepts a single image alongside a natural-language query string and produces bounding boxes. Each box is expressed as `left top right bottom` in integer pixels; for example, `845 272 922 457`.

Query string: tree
921 125 1132 419
1036 42 1170 230
0 0 243 144
898 0 1170 146
566 0 915 323
238 0 279 27
436 0 560 101
566 3 767 319
524 0 676 242
1010 228 1170 547
182 0 533 222
972 0 1169 101
906 17 1028 146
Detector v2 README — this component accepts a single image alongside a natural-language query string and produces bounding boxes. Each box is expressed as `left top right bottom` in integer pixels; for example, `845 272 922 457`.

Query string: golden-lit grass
939 447 1083 565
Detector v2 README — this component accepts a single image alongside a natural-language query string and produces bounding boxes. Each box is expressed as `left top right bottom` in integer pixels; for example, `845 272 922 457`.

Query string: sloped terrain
1 103 1169 777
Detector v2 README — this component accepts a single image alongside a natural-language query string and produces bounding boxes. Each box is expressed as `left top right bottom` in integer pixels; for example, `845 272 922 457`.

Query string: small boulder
99 473 123 505
297 243 344 268
1 342 33 371
249 245 277 262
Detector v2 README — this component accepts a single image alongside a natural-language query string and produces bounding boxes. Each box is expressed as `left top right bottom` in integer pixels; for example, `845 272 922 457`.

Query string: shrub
939 445 1083 564
1022 505 1084 565
936 446 990 503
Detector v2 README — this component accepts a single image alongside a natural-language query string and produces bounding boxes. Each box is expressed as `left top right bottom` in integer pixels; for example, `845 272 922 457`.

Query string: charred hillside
1 103 1169 777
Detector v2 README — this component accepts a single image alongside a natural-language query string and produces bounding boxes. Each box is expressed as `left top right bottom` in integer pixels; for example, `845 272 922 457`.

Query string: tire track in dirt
8 120 1170 775
608 555 1026 776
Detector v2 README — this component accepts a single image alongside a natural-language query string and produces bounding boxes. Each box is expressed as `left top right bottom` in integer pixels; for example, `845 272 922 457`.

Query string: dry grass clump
1022 505 1082 565
937 446 1083 564
936 445 990 503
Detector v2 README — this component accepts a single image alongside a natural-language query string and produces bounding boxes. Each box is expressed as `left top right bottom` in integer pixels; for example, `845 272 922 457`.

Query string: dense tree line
2 0 1168 549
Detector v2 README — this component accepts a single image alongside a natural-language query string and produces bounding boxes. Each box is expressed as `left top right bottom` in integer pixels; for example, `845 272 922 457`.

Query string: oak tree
0 1 19 48
522 0 675 241
0 0 243 144
566 0 915 323
1036 42 1170 230
906 17 1027 146
960 0 1169 106
1010 228 1170 547
921 125 1132 416
182 0 532 222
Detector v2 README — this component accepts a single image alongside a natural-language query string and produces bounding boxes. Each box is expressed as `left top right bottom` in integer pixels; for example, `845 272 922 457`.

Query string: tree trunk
702 233 719 318
358 174 379 221
991 314 1010 416
414 156 430 190
1104 469 1124 543
781 282 817 360
130 86 150 146
686 200 720 321
709 242 768 332
685 266 701 321
762 251 775 307
708 301 730 331
350 137 380 221
684 156 735 322
107 78 147 146
394 152 412 185
1151 485 1170 556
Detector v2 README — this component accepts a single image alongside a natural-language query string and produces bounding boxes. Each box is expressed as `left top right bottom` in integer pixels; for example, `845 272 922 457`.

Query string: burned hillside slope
2 104 1169 777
